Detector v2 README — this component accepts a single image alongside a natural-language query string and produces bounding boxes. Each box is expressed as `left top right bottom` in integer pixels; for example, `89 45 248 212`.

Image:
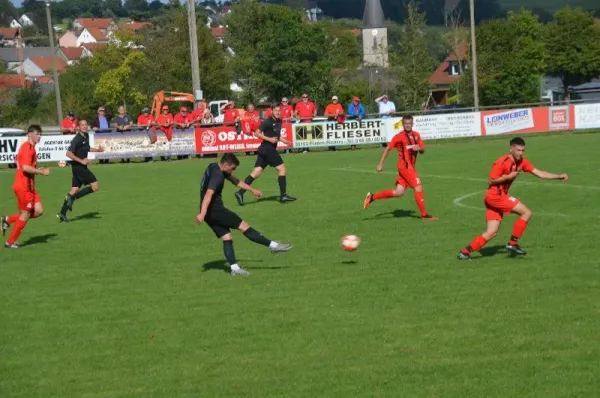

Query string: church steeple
361 0 388 68
363 0 385 29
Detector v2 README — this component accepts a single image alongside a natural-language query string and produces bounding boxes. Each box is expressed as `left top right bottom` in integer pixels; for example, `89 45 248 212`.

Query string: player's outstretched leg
363 184 405 210
458 220 501 260
276 164 295 203
235 167 263 206
58 182 99 222
1 214 19 236
238 221 292 253
220 234 250 276
413 185 437 220
505 203 532 255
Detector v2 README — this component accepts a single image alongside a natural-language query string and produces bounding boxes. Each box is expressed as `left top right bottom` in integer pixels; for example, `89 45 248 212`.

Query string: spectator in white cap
325 95 345 151
376 94 396 118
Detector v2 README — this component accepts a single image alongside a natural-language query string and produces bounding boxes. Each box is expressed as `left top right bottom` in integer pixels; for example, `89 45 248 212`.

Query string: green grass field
1 132 600 397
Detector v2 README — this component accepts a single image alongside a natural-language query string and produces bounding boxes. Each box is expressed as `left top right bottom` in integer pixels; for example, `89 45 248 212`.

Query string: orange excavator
151 91 200 119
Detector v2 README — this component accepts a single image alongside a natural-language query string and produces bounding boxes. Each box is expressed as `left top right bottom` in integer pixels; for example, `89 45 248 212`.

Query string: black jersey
258 117 282 150
68 133 91 168
200 163 239 210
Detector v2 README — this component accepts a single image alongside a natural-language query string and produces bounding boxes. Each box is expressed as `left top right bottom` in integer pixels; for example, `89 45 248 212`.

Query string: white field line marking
452 191 570 218
329 167 600 190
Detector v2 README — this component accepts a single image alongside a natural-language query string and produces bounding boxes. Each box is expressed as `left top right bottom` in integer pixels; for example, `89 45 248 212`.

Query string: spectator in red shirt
61 111 77 134
156 105 173 161
220 101 240 125
138 107 156 162
266 97 294 122
324 96 345 151
191 100 208 124
294 93 317 123
174 106 193 129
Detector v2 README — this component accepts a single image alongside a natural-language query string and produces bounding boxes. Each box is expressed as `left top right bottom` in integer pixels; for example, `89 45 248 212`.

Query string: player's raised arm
227 174 263 198
90 145 105 153
377 146 392 172
531 169 568 181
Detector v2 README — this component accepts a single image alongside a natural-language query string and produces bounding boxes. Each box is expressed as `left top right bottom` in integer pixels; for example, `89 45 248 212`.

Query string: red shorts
15 190 41 212
395 167 421 189
484 193 519 221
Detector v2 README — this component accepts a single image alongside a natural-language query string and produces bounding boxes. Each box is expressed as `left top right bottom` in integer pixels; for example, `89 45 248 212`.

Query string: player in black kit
57 119 105 222
198 153 292 276
235 104 296 205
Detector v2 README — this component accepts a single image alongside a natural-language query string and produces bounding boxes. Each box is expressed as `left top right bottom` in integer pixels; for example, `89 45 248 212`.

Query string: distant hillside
498 0 599 13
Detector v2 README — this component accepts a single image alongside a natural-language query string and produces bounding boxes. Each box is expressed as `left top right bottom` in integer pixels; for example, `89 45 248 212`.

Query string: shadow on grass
202 259 288 273
342 260 358 265
365 209 421 220
70 211 102 222
472 245 524 260
23 233 57 246
241 195 280 206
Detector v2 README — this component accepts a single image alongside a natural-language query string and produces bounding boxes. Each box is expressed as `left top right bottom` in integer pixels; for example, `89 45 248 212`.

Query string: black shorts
205 207 243 238
71 167 97 188
255 147 283 169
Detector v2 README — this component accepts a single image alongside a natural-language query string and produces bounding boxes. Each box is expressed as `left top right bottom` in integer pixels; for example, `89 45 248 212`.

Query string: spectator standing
61 111 77 134
265 97 294 122
347 97 366 150
156 105 174 161
191 99 208 124
243 103 261 155
221 101 240 126
114 105 134 163
92 106 112 164
201 111 215 125
138 107 156 162
174 106 194 160
324 96 345 151
295 93 317 153
376 94 396 118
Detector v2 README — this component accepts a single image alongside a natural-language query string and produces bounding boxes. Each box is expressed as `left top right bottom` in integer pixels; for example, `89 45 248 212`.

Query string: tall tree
104 0 126 18
0 0 18 25
476 10 546 106
227 0 336 101
545 7 600 100
125 0 150 13
393 1 436 111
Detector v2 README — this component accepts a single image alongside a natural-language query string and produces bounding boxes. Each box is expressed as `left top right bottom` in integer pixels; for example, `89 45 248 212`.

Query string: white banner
293 119 386 147
385 112 481 141
483 108 535 135
0 134 75 164
574 103 600 130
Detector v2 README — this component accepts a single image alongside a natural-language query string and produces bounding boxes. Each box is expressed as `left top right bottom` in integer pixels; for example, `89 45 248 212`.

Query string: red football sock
7 219 27 245
462 234 488 254
373 190 395 200
413 191 427 217
7 214 19 224
509 218 528 245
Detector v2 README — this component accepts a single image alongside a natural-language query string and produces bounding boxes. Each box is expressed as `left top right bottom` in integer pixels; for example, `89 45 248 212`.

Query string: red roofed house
0 28 19 47
76 27 107 47
60 47 91 65
59 31 78 48
81 42 108 55
73 18 116 35
429 41 469 105
27 56 68 76
211 27 228 44
120 21 153 33
0 74 27 88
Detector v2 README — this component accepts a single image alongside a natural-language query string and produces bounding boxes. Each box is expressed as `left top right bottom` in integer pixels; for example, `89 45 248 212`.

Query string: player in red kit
363 115 437 220
1 125 51 248
458 137 568 259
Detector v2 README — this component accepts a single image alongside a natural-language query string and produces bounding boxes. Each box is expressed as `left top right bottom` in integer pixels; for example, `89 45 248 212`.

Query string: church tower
362 0 389 68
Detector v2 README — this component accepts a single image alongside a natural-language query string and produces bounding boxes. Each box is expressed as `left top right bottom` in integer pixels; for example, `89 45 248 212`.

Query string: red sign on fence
195 124 293 154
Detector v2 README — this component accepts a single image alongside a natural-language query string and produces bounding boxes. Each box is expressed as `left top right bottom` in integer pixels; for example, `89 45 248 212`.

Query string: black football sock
59 196 71 215
238 176 255 195
243 227 272 247
223 240 237 265
278 176 287 197
73 186 94 200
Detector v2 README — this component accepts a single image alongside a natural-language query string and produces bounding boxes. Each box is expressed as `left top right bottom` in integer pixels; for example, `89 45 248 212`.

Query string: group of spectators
59 94 397 160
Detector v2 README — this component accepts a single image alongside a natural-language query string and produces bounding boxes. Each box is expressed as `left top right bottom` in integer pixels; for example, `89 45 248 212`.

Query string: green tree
393 1 435 111
227 0 335 101
0 0 18 25
104 0 126 18
545 7 600 100
95 51 148 110
125 0 149 13
476 10 546 106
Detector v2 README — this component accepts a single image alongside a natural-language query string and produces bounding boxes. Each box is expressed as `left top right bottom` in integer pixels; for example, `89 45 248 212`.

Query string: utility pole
469 0 479 109
40 0 63 125
187 0 202 104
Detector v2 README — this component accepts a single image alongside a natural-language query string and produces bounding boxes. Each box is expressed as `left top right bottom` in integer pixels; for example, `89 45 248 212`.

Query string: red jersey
191 108 205 121
14 141 37 192
295 101 316 122
174 112 193 125
137 114 155 126
61 117 77 134
223 109 240 124
387 130 424 169
157 113 173 127
487 155 535 196
242 110 260 134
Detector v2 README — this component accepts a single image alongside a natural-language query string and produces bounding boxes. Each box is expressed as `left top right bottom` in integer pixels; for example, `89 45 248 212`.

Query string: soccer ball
341 235 360 252
58 160 67 168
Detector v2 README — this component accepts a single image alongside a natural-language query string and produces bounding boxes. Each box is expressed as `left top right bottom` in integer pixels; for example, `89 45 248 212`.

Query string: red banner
195 124 293 154
481 106 574 136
